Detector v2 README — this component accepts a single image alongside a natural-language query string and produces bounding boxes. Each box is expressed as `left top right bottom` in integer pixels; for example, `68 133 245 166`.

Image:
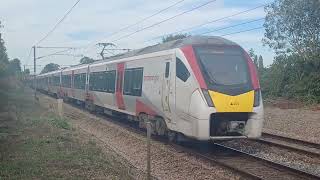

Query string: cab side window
176 58 190 82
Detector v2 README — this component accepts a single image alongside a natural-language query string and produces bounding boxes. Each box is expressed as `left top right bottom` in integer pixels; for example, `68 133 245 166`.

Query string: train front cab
179 45 264 141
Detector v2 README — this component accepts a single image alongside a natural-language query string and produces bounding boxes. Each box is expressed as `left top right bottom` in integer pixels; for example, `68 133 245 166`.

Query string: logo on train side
144 75 159 81
229 98 240 108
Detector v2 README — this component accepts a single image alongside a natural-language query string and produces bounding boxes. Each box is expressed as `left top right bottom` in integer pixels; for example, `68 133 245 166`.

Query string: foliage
48 116 71 130
258 55 264 74
162 34 189 43
261 55 320 103
0 83 132 179
40 63 60 74
248 48 258 67
261 0 320 103
0 21 22 77
79 56 94 64
0 21 9 76
263 0 320 58
8 58 21 75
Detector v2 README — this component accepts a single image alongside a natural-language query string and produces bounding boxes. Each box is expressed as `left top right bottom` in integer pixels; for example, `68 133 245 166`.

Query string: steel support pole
146 121 151 180
33 46 37 99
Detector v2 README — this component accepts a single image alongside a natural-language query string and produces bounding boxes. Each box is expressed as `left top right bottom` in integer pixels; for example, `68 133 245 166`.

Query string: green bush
260 54 320 103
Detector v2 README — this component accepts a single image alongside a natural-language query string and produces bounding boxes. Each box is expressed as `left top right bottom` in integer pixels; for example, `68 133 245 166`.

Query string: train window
74 73 86 90
195 47 249 86
176 58 190 82
106 70 116 93
52 76 60 86
123 67 143 96
62 75 71 88
89 71 115 93
165 62 170 78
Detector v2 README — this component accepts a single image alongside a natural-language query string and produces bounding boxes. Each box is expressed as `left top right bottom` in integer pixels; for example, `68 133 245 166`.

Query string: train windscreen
195 47 249 86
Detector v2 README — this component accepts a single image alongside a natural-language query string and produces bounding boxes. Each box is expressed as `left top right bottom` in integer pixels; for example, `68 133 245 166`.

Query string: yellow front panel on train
208 90 254 112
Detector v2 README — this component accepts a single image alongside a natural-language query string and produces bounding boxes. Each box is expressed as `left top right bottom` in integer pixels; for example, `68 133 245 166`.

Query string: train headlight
254 90 260 107
202 89 214 107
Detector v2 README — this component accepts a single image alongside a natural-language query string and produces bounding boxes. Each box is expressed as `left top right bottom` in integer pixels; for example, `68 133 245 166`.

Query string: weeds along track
258 132 320 157
42 94 320 180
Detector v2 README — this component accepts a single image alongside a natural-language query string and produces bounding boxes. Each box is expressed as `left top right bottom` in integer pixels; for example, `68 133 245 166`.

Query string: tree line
0 21 25 78
260 0 320 103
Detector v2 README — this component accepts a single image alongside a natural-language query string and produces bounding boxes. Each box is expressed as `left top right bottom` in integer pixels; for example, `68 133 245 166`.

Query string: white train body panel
36 36 264 141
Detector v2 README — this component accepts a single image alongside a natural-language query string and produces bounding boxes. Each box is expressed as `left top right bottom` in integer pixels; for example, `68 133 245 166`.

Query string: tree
41 63 60 74
260 0 320 103
162 34 189 43
248 48 258 67
258 55 264 71
263 0 320 58
248 48 255 58
79 56 94 64
253 55 258 67
8 58 21 75
0 21 9 75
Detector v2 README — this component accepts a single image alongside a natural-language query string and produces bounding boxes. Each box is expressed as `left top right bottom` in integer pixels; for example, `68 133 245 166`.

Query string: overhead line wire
219 26 264 37
111 0 218 43
200 18 264 35
171 4 266 35
82 0 186 52
104 0 185 39
37 48 73 60
147 4 267 42
35 0 81 45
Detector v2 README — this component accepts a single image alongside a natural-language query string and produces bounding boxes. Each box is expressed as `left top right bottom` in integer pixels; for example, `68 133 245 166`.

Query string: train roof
39 36 238 76
91 35 238 64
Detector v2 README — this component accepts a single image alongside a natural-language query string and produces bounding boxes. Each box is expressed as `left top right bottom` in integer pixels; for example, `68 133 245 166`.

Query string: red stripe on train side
180 45 208 89
244 51 260 90
116 63 126 110
136 99 157 116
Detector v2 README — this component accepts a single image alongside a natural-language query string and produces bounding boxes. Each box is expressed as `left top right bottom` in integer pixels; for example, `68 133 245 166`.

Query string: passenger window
165 62 170 78
176 58 190 82
89 71 115 93
123 67 143 96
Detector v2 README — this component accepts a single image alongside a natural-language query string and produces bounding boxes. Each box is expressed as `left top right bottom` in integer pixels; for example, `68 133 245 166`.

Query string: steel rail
258 132 320 156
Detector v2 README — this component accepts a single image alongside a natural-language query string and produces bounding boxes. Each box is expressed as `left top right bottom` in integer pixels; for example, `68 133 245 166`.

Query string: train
35 36 264 141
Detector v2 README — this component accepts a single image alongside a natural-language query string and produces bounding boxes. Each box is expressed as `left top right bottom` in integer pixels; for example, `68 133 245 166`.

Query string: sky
0 0 275 73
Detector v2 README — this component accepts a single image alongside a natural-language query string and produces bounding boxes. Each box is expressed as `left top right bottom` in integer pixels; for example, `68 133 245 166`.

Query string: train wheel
167 130 177 143
138 113 147 129
155 117 166 136
139 113 158 135
85 100 95 113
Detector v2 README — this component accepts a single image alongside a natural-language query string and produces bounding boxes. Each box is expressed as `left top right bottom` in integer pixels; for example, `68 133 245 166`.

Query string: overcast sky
0 0 274 73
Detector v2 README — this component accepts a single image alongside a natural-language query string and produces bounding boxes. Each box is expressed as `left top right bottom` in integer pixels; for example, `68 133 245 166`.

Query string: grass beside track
0 80 132 179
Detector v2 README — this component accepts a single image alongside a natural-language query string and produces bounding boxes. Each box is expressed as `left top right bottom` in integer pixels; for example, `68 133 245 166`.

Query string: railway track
206 143 320 180
258 132 320 157
43 94 320 180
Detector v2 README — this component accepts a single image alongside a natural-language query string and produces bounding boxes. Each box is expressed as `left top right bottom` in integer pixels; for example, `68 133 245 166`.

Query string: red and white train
36 36 264 141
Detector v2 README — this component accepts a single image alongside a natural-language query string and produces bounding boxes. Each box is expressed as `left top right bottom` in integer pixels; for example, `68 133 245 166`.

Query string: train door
175 57 192 116
161 58 175 123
